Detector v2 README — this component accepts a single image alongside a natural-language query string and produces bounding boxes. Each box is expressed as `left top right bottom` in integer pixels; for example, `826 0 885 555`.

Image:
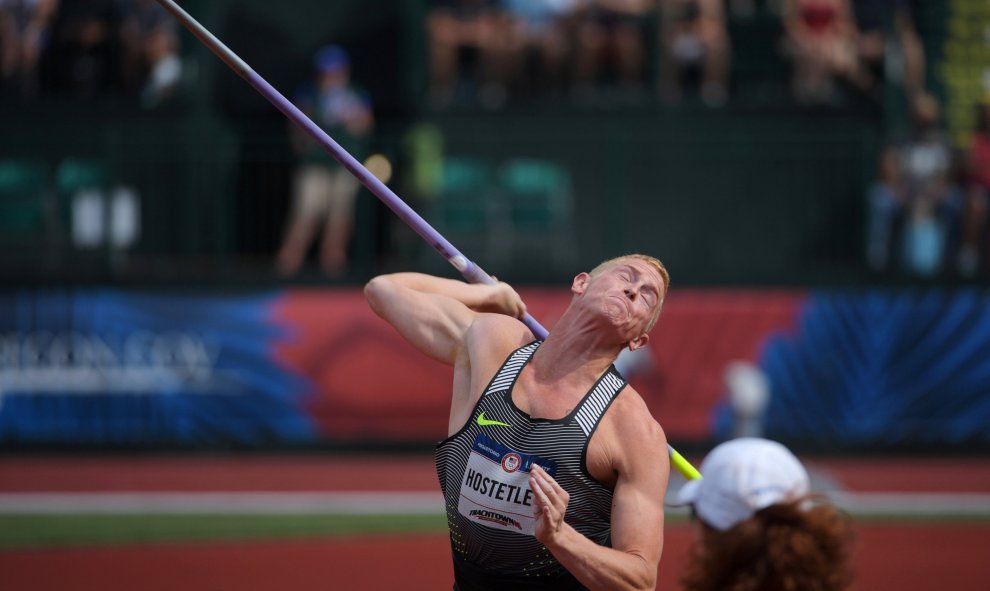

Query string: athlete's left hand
476 281 527 319
530 464 570 544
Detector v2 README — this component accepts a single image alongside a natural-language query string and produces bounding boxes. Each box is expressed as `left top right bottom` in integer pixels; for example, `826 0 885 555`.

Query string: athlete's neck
532 330 620 386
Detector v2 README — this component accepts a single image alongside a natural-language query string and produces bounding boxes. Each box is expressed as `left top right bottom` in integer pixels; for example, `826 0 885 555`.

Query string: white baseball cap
675 438 810 531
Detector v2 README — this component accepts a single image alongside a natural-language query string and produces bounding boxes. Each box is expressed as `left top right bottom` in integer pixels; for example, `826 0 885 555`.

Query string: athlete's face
575 258 665 348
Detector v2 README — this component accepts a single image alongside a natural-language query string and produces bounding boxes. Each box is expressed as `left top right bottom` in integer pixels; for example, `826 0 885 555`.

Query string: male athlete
365 254 670 591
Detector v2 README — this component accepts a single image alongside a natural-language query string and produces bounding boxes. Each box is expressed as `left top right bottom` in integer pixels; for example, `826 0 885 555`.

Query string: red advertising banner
271 288 804 443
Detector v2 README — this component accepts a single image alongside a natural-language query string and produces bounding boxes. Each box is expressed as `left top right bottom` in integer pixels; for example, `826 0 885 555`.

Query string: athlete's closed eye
642 289 657 307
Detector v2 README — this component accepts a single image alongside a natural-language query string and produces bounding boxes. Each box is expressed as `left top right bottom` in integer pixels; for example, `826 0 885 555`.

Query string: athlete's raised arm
364 273 526 365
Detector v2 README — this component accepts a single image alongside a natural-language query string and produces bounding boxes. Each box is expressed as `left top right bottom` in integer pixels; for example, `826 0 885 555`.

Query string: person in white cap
676 437 854 591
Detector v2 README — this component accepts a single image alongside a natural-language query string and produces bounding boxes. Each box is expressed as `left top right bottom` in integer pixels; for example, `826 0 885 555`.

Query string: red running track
1 455 989 591
2 523 989 591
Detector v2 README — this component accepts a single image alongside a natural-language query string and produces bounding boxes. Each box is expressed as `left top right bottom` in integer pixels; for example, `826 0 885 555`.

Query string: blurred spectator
866 148 907 271
276 45 374 277
872 94 968 278
901 189 948 277
139 22 182 108
426 0 511 108
119 0 171 93
500 0 577 99
724 361 770 438
40 0 123 99
0 2 13 83
967 102 990 199
852 0 924 99
677 438 854 591
0 0 57 98
572 0 653 100
960 101 990 276
898 94 956 257
657 0 730 107
780 0 874 106
2 0 184 105
899 94 949 173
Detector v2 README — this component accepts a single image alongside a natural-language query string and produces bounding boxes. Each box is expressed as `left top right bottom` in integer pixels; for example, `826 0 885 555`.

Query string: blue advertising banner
0 290 316 445
757 290 990 447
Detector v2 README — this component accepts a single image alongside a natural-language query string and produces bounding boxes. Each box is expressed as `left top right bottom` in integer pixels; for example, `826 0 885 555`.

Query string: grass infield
0 513 448 550
1 511 986 550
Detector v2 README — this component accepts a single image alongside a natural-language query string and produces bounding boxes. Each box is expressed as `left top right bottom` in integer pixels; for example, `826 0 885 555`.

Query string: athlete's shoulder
588 384 667 485
608 385 667 453
459 313 535 372
467 313 535 348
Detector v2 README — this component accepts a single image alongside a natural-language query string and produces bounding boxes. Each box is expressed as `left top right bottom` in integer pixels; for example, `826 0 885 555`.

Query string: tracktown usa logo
469 509 522 530
501 452 522 473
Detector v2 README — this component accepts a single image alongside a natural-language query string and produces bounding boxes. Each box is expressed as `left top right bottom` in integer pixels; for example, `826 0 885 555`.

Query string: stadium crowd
0 0 183 108
3 0 988 281
424 0 925 110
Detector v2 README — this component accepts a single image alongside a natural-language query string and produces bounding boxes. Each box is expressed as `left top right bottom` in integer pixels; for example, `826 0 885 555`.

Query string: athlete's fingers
531 468 551 502
533 470 558 507
537 466 568 500
531 468 566 524
530 470 554 508
532 465 568 510
531 478 555 522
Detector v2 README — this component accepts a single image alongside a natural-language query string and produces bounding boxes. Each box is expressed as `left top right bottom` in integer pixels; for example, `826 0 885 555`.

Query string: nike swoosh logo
476 412 511 428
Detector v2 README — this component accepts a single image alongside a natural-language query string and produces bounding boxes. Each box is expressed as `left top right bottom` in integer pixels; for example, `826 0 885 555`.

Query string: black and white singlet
435 341 628 590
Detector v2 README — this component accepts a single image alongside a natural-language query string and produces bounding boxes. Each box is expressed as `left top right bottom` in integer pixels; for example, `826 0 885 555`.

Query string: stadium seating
419 156 508 269
0 159 50 234
497 157 576 267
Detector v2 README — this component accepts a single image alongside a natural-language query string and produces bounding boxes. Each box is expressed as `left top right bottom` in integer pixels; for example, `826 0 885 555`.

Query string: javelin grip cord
155 0 699 481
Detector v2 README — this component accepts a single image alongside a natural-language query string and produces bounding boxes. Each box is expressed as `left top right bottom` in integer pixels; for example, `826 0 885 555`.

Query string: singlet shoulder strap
482 340 541 397
572 365 627 437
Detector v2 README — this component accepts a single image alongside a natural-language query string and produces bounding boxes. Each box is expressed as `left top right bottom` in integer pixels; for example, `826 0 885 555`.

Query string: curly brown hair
681 495 855 591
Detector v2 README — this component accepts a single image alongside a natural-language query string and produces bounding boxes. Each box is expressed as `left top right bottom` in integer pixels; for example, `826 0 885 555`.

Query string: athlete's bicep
366 277 475 365
608 425 668 568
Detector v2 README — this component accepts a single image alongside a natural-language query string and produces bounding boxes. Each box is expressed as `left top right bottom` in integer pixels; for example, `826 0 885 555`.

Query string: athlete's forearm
376 273 489 307
543 524 657 591
375 273 525 319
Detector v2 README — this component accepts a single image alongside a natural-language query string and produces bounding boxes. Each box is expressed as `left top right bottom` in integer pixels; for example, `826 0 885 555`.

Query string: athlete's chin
604 306 625 328
602 300 628 323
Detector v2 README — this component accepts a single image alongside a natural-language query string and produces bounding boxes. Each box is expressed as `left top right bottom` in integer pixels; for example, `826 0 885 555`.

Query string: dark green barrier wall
426 110 878 284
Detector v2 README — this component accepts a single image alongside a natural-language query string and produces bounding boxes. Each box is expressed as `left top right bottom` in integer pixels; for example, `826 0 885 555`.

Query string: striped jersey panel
435 341 626 586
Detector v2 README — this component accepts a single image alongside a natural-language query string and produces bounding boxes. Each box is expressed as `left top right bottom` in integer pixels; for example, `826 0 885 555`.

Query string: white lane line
831 492 990 517
0 492 445 515
1 491 989 517
665 491 990 518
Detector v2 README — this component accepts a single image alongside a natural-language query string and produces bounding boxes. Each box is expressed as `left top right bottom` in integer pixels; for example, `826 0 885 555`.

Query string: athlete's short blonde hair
590 254 669 332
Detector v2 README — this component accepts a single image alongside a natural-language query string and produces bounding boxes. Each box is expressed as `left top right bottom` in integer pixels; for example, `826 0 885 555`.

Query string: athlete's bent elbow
364 276 391 313
625 555 657 591
634 575 657 591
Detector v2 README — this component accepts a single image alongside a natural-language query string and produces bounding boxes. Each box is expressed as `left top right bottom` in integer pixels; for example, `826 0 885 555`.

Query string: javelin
154 0 701 482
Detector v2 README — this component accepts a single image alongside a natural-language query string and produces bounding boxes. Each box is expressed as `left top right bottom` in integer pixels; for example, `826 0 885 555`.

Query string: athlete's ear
627 333 650 351
572 272 590 295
